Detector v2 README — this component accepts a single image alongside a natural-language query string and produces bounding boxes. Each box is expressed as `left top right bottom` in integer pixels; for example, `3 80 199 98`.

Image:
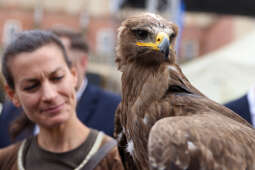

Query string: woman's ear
70 67 78 89
80 54 88 73
4 84 21 107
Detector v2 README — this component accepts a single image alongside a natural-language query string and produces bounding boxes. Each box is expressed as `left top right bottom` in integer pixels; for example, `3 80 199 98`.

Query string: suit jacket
224 94 252 125
0 83 121 148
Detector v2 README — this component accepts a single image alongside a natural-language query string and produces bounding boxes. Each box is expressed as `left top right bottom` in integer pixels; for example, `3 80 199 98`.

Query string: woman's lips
41 103 65 115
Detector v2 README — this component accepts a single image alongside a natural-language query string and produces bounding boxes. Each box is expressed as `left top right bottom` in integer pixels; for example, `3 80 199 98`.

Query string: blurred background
0 0 255 105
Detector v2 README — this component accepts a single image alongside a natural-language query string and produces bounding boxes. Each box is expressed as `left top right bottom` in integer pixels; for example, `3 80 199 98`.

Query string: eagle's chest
120 64 171 168
122 113 152 169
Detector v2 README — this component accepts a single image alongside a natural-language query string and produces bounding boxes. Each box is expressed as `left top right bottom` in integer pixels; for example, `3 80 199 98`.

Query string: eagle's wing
114 104 138 170
148 113 255 170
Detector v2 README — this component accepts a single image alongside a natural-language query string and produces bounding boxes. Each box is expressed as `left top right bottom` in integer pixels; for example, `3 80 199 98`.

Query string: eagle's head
116 13 178 71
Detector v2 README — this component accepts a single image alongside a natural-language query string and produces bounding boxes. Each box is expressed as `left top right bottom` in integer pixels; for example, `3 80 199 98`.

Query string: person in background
224 87 255 127
0 30 124 170
0 28 121 148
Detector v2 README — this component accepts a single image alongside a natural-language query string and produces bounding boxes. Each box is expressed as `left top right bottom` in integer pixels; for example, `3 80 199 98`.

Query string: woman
0 30 124 170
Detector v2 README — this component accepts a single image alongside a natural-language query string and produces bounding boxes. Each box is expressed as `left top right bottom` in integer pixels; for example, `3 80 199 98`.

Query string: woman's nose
41 82 57 102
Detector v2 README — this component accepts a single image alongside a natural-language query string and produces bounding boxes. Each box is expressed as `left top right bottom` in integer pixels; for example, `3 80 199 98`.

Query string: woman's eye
24 83 39 91
133 29 149 40
52 75 64 82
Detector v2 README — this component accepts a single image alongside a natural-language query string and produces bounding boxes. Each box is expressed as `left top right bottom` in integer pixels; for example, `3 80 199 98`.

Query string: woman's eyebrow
50 67 64 75
21 78 38 84
20 68 63 84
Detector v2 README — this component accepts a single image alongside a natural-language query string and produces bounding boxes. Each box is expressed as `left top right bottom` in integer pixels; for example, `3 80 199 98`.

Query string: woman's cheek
19 93 40 112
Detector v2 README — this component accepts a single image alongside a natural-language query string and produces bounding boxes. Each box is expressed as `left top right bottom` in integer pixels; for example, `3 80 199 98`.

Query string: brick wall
179 15 234 63
200 16 233 55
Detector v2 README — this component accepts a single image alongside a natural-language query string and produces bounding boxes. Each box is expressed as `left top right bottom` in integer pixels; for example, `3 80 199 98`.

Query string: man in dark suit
0 28 121 148
224 89 254 126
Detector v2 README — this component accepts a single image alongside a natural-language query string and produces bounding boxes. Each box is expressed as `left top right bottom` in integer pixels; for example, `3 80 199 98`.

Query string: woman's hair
1 29 72 90
1 30 72 140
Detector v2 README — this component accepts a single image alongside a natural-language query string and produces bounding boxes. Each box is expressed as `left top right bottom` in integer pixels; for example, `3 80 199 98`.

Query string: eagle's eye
169 33 176 41
132 29 149 40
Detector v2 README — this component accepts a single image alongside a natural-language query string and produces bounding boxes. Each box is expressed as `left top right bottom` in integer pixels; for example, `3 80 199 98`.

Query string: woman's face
6 43 78 128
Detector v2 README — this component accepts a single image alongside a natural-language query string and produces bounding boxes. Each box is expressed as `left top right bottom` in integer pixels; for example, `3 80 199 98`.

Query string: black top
24 129 98 170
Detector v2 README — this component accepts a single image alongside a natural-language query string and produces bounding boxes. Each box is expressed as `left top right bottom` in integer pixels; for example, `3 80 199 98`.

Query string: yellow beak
136 32 169 50
136 32 171 59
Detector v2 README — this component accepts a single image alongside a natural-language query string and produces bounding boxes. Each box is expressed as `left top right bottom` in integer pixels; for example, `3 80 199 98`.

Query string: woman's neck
37 118 89 153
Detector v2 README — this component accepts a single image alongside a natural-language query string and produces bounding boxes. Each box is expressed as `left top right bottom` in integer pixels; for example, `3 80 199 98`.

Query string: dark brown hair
2 30 71 89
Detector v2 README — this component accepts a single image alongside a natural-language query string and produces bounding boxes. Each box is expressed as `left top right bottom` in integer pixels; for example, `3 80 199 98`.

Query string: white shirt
76 78 88 101
247 86 255 126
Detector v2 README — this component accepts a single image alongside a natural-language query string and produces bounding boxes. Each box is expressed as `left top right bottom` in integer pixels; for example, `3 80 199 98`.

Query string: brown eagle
114 12 255 170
